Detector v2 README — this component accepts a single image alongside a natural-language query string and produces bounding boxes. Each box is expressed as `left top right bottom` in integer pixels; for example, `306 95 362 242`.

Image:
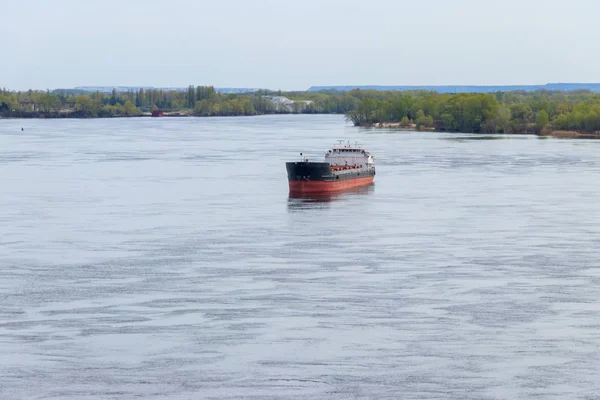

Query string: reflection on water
444 135 532 141
287 183 375 210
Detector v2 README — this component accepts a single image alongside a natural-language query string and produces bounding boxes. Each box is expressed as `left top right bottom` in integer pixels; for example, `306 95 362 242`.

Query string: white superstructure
324 141 375 168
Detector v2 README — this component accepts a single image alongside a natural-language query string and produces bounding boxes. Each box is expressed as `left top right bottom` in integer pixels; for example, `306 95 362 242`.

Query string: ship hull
286 161 375 194
288 176 374 194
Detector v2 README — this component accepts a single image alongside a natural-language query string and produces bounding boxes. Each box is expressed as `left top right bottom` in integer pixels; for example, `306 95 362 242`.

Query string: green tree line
2 86 600 134
0 88 143 118
0 86 326 118
345 89 600 133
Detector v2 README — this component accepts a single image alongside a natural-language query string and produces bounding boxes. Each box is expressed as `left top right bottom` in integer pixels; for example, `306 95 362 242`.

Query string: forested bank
2 86 600 135
0 86 355 118
345 90 600 134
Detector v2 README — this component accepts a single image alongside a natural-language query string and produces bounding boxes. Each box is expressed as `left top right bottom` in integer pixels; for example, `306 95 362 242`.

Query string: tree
536 110 549 132
194 100 210 116
552 114 569 130
136 89 144 107
74 95 100 117
481 104 511 133
124 101 141 116
415 109 433 128
187 85 195 108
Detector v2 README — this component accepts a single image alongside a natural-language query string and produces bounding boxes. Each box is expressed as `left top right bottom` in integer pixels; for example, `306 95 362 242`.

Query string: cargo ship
286 141 375 194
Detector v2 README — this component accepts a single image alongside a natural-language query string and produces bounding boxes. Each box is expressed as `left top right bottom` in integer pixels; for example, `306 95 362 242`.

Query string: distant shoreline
0 86 323 119
4 85 600 138
0 111 328 119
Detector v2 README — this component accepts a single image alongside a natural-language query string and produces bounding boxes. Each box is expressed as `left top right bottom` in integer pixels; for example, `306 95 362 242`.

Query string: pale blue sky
2 0 598 91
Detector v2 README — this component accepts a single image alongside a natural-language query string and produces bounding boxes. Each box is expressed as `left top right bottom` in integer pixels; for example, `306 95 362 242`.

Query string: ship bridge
325 141 374 168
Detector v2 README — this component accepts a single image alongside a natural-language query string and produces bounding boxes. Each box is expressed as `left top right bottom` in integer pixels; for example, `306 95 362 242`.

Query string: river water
1 115 600 399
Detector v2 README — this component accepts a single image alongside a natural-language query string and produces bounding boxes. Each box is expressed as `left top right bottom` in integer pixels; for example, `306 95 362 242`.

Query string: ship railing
330 164 371 172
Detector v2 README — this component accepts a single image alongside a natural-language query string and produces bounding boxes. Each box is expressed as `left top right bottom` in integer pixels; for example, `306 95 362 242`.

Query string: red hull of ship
289 176 374 194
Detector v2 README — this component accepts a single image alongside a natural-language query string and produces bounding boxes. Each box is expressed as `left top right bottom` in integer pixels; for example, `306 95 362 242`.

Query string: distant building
263 96 313 112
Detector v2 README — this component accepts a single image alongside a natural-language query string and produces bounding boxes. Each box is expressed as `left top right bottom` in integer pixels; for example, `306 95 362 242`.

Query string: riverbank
369 121 435 131
0 110 320 119
0 86 328 120
345 91 600 136
359 122 600 139
539 130 600 139
5 87 600 138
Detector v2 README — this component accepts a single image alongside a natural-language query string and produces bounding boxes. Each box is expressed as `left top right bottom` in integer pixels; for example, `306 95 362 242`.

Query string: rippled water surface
2 115 600 399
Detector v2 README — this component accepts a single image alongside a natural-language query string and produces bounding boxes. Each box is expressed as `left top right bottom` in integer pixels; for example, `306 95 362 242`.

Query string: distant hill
307 83 600 93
